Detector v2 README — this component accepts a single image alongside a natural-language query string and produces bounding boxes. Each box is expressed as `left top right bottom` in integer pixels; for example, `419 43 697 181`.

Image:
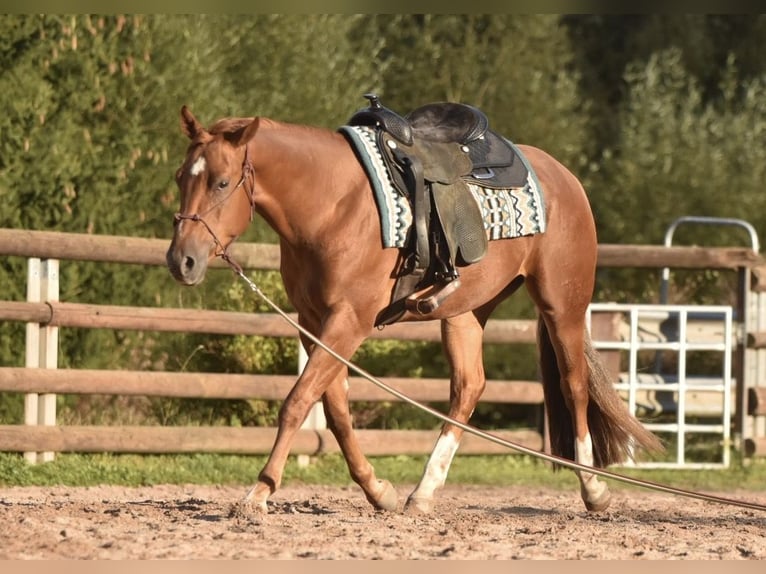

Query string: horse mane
185 117 253 147
208 117 255 135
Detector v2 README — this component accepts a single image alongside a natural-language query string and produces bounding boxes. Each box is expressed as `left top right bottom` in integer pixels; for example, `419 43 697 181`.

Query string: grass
1 451 765 494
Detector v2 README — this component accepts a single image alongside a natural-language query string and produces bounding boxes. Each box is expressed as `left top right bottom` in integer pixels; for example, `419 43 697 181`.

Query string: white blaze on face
190 156 206 177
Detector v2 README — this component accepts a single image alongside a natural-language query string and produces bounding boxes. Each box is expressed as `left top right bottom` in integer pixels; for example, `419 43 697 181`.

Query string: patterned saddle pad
339 125 547 249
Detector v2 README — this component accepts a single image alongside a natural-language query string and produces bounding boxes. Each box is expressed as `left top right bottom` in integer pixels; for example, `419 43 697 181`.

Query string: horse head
166 106 260 285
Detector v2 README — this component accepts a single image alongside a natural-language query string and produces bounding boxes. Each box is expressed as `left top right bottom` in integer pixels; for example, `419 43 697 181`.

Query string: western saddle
348 93 527 326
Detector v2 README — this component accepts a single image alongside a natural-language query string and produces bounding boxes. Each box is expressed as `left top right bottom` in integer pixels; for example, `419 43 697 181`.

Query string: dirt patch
1 483 764 559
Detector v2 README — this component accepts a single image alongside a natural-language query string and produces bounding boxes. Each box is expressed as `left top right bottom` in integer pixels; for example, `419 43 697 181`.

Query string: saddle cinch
348 93 529 326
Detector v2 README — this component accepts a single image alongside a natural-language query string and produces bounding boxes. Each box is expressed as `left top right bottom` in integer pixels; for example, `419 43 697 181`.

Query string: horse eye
216 179 229 191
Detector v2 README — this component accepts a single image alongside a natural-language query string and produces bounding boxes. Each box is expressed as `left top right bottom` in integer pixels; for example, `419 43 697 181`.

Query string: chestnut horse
166 104 662 514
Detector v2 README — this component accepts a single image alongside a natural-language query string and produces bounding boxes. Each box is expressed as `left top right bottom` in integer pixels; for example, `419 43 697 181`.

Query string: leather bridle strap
173 145 256 273
238 145 257 222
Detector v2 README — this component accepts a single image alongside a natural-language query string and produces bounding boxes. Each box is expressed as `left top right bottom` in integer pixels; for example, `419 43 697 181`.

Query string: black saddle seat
348 93 490 147
406 102 489 144
347 93 527 190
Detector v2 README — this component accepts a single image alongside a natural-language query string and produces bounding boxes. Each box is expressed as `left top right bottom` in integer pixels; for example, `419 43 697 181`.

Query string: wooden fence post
23 258 59 463
37 259 59 462
23 258 40 463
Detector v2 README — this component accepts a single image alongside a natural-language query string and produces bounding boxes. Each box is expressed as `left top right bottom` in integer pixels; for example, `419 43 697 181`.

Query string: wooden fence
1 227 765 460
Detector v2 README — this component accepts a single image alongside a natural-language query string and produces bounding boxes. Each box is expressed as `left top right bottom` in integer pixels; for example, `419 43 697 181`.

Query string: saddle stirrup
405 278 462 315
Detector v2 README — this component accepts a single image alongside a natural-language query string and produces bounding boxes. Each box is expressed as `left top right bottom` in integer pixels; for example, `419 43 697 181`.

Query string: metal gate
588 303 733 469
660 216 762 446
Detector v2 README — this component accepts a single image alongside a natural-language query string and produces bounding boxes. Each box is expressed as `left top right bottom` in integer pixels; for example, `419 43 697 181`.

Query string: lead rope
222 264 766 514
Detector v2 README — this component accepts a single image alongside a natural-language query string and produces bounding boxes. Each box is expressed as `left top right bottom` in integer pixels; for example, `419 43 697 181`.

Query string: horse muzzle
166 240 210 286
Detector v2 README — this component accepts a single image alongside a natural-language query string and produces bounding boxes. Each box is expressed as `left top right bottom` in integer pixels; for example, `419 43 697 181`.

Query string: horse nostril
183 255 196 274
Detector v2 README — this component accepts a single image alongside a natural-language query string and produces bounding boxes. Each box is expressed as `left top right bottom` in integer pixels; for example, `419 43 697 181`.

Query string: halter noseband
173 144 256 273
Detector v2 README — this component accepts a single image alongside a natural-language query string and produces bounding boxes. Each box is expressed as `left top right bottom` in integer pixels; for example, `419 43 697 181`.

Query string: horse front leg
405 312 486 514
240 370 327 514
321 377 399 511
240 311 380 514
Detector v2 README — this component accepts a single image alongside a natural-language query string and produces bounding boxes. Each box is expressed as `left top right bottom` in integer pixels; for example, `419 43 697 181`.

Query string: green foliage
373 15 591 167
592 47 766 303
0 393 23 423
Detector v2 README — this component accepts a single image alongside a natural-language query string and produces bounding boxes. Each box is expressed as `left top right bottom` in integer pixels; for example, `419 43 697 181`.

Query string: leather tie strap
394 150 429 276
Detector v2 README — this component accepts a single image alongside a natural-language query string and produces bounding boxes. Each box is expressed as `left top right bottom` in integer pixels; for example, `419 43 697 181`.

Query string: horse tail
537 318 664 467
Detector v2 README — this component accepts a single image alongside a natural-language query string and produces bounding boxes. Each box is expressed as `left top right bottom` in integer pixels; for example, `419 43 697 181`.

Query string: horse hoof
370 480 399 512
404 496 434 514
229 497 268 521
583 486 611 512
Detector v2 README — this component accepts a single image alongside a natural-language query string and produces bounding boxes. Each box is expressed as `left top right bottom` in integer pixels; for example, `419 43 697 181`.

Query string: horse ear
180 105 204 140
234 117 260 148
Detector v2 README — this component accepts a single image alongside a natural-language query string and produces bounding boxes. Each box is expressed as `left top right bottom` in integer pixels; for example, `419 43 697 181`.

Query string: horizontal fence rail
0 425 543 456
0 301 538 342
0 228 281 269
0 367 544 404
1 228 763 270
1 227 765 461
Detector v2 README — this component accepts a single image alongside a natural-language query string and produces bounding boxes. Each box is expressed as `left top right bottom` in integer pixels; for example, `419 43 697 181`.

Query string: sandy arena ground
1 483 765 560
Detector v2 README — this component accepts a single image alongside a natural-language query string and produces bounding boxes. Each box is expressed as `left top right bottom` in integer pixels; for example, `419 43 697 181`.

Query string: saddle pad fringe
340 125 546 249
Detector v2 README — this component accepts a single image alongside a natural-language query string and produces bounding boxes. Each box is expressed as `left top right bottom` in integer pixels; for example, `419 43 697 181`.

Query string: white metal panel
588 303 733 469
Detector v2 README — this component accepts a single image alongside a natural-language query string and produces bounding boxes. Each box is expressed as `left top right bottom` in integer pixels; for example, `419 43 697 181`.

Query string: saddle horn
348 93 413 145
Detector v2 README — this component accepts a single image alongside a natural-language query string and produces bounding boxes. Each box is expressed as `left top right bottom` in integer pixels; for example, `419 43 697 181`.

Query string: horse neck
250 119 355 245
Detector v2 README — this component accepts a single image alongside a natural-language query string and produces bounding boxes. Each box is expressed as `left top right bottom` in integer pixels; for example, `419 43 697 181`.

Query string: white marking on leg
575 433 595 468
189 156 206 177
575 433 607 502
410 431 460 501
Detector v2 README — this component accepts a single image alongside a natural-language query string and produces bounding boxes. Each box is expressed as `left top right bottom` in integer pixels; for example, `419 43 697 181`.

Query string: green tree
372 15 591 165
0 15 163 369
593 48 766 303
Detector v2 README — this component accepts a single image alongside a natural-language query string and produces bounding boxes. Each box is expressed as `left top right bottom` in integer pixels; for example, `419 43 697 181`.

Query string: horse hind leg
405 312 486 514
537 316 612 511
538 317 664 511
